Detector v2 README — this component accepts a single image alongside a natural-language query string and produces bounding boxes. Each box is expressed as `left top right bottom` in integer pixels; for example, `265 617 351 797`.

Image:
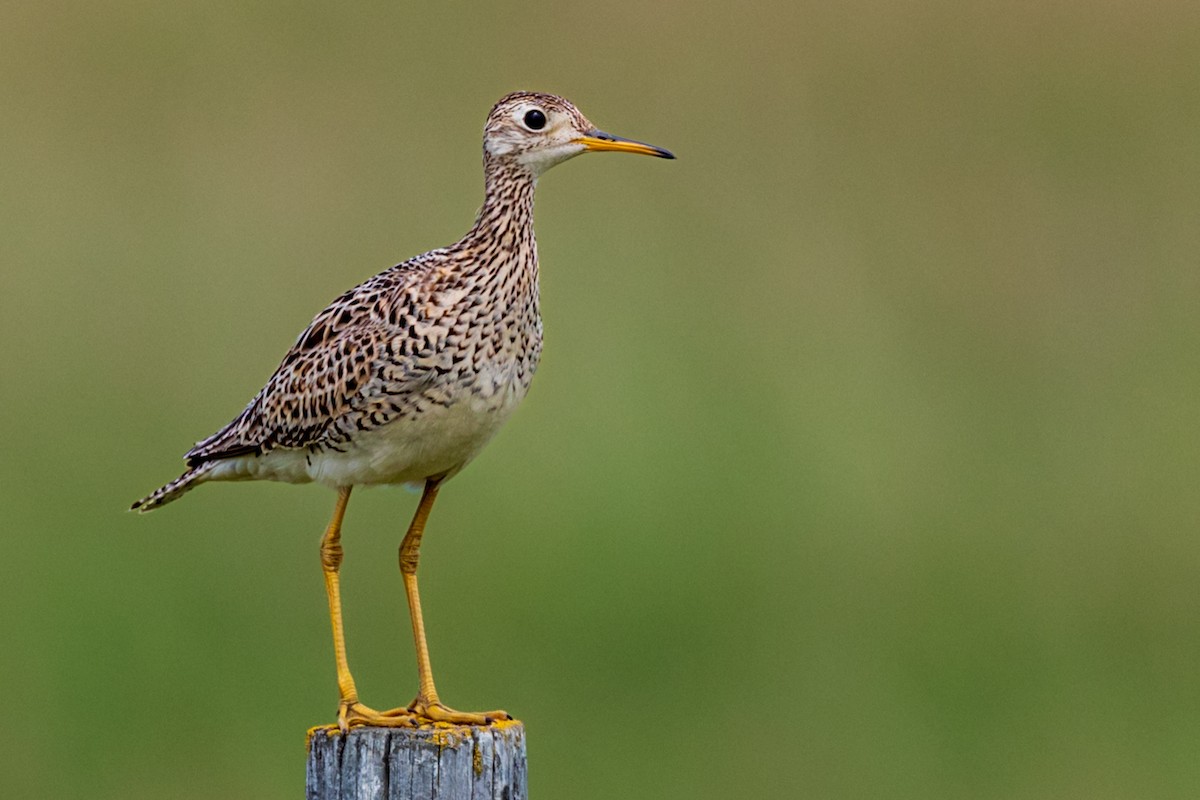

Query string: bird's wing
184 268 448 467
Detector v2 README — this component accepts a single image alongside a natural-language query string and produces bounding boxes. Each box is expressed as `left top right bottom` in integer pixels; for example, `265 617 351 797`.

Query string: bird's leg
320 486 415 731
380 477 510 725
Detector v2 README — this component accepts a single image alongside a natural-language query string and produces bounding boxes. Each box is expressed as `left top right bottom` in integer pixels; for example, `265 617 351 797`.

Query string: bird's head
482 91 674 176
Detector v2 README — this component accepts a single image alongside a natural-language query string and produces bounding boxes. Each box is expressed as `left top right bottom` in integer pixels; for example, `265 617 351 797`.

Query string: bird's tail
130 463 215 513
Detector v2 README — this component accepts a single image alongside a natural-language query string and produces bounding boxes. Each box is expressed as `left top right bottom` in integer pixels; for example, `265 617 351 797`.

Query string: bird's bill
575 129 675 159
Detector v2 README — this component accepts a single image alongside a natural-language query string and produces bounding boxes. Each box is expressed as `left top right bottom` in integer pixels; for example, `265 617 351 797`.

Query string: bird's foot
386 697 511 726
336 700 419 732
332 698 510 731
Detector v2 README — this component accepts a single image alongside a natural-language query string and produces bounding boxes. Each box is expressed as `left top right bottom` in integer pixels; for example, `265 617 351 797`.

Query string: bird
131 91 673 731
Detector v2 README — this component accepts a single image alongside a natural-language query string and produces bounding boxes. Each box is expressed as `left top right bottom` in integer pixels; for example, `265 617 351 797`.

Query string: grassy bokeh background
3 1 1199 797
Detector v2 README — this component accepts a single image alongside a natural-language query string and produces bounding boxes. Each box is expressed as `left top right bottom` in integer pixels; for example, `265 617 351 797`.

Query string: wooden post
306 721 527 800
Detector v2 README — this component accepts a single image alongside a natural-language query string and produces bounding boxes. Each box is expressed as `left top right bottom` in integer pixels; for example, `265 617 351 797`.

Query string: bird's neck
465 156 538 251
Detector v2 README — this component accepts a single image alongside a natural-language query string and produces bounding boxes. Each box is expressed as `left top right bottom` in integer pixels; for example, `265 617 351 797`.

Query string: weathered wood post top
306 721 527 800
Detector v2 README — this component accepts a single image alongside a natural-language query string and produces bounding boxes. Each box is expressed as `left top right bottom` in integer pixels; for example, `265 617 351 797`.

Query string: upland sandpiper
132 92 673 730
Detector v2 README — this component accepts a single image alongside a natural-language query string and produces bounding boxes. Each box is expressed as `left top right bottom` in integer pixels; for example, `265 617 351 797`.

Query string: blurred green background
3 1 1198 797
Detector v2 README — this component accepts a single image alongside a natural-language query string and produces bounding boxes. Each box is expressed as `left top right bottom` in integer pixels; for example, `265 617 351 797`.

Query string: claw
404 698 511 726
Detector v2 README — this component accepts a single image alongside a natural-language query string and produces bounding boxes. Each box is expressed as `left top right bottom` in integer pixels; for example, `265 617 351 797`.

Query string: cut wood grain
306 722 526 800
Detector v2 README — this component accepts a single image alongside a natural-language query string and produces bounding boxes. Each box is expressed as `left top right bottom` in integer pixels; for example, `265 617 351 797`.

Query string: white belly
211 365 530 489
308 393 519 487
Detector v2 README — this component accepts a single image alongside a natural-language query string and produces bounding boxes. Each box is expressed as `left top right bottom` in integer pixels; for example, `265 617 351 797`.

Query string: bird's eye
523 109 547 130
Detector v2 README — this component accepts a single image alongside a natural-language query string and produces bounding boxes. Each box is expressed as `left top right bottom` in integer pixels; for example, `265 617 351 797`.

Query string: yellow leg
386 477 510 725
320 486 414 731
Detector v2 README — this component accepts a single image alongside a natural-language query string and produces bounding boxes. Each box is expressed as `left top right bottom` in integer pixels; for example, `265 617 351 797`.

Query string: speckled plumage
132 92 672 512
133 92 672 731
